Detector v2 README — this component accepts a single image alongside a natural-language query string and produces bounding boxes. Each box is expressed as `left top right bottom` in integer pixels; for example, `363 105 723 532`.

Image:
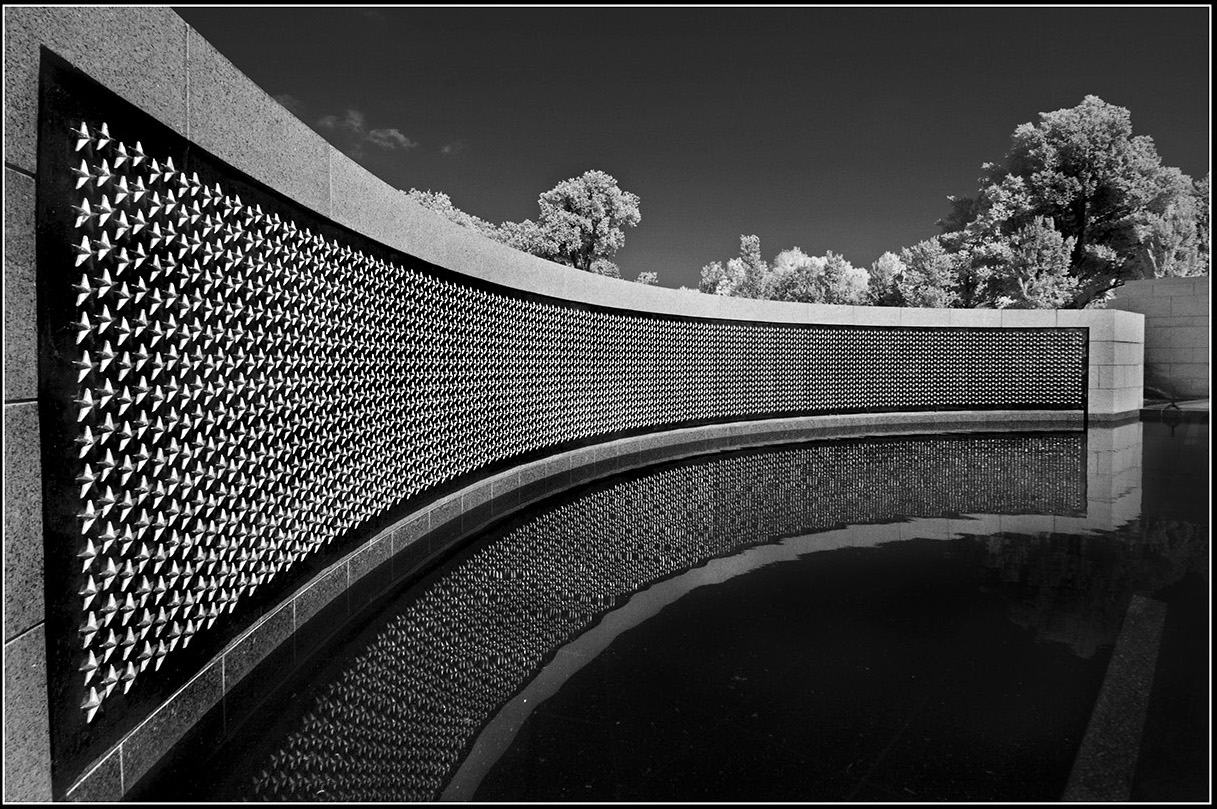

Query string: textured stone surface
4 626 53 801
4 6 187 172
328 148 417 257
186 29 330 216
1000 308 1058 327
1064 596 1167 800
899 307 948 326
391 512 429 572
4 168 36 400
349 534 391 589
1110 278 1203 398
348 535 392 612
490 471 522 516
293 565 347 632
122 662 223 791
223 606 293 694
4 402 43 638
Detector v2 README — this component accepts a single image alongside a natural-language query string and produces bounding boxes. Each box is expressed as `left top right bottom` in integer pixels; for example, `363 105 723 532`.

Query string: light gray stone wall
1108 276 1209 399
3 6 1145 800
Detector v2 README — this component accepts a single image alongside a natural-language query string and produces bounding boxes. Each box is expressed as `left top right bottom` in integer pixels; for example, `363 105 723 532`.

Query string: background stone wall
1108 277 1209 400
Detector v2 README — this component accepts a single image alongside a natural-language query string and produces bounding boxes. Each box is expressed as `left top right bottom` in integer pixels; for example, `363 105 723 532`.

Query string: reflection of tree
964 519 1207 659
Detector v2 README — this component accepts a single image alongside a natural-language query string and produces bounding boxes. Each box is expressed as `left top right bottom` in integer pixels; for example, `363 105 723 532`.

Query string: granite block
390 512 428 575
4 402 43 638
1156 326 1207 350
1113 296 1173 317
516 473 567 510
348 535 392 609
460 480 494 517
222 605 293 694
1087 389 1117 415
1088 340 1115 366
1111 310 1145 343
945 308 1002 327
4 168 36 400
293 565 350 663
292 564 347 634
805 303 859 325
1151 278 1195 296
898 307 949 326
428 495 462 537
856 305 902 326
999 308 1058 328
461 500 496 538
4 626 53 801
1114 341 1143 366
221 606 293 735
490 470 522 516
391 523 434 582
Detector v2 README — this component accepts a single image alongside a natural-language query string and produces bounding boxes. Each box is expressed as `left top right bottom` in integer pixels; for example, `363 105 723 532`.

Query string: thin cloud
369 128 419 150
274 93 307 118
316 108 418 159
441 140 466 157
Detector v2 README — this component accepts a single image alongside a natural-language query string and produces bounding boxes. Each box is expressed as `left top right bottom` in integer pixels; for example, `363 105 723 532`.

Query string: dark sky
175 7 1210 289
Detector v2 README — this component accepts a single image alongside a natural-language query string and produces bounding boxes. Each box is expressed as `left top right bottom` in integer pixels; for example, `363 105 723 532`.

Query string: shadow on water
141 423 1208 802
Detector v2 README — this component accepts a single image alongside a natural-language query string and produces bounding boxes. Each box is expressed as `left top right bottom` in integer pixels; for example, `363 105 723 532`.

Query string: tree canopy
406 170 650 283
701 96 1207 310
531 170 641 271
699 236 869 305
939 95 1208 308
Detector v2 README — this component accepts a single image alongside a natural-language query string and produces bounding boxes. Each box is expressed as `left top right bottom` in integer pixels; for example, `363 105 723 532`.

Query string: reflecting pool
145 421 1209 802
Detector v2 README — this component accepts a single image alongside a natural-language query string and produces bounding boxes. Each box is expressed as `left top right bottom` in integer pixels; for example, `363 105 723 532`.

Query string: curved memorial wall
3 8 1144 801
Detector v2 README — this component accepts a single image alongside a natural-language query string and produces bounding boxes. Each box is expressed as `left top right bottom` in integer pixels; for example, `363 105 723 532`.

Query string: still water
148 420 1208 802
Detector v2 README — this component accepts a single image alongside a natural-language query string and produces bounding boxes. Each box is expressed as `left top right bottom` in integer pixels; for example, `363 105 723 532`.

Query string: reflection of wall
3 7 1142 801
157 432 1085 802
1140 420 1209 525
1108 277 1209 399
